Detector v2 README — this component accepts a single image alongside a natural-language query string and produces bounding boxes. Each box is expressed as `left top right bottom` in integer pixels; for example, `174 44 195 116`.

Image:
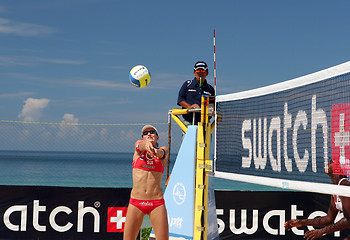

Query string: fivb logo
173 182 186 205
332 102 350 175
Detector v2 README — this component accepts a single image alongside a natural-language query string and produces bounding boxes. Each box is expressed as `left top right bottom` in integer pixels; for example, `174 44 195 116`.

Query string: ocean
0 150 280 191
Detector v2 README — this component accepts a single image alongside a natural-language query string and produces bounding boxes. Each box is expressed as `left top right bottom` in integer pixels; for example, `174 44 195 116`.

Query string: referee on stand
177 61 215 126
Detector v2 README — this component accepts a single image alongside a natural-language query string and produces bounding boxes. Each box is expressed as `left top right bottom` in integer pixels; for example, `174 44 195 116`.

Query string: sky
1 0 350 153
1 0 350 125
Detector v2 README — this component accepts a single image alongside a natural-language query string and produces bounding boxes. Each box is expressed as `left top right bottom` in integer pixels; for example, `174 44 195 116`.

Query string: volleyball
129 65 151 88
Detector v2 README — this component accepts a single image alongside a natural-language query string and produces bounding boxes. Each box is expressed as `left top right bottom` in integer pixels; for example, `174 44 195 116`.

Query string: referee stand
150 96 218 240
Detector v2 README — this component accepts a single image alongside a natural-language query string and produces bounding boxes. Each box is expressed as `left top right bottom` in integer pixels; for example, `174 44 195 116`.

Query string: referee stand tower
150 96 219 240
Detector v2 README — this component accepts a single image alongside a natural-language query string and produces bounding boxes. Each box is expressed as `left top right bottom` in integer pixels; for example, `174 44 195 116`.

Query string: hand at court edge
304 229 324 240
284 219 303 230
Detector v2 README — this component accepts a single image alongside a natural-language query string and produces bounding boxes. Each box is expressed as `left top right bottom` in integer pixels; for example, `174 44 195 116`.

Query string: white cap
141 125 158 135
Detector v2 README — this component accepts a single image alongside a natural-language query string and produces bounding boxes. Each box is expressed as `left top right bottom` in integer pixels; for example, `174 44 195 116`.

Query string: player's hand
304 229 323 240
154 148 163 159
284 219 303 230
324 162 333 175
144 140 156 157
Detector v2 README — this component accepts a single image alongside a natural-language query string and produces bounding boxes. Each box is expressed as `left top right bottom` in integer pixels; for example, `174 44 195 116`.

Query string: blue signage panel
164 125 197 239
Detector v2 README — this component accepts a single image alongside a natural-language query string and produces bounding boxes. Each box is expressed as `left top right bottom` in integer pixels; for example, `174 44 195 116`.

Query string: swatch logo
107 207 127 232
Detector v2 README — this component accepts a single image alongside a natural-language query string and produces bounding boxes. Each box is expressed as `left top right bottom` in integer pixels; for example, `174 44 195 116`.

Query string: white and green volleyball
129 65 151 88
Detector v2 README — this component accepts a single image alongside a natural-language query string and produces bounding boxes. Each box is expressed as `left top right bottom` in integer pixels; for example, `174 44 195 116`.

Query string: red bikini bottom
129 198 165 215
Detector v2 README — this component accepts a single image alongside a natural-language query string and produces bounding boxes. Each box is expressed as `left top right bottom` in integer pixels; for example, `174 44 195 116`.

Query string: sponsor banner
0 185 131 240
216 68 350 182
1 187 349 239
216 191 350 239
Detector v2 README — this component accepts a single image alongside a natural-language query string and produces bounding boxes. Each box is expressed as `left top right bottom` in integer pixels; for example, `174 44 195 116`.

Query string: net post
194 95 211 240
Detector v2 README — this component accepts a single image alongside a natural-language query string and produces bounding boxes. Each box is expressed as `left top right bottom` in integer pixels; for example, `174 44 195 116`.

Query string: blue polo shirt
177 78 215 123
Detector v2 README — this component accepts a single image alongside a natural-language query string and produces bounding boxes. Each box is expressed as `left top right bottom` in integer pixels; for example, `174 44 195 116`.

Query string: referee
177 61 215 126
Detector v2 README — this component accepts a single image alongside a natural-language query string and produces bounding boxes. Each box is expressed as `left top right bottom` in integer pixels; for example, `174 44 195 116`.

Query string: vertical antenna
213 29 217 173
213 29 217 94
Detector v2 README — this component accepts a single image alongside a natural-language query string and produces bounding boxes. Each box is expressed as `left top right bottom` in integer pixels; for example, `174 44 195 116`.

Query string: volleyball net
0 120 183 188
0 120 179 153
214 61 350 197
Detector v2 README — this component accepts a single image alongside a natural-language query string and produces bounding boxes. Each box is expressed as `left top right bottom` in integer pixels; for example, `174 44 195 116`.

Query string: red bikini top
133 150 164 173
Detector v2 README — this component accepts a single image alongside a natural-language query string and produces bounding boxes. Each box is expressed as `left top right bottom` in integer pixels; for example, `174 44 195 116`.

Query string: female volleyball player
284 163 350 240
123 125 169 240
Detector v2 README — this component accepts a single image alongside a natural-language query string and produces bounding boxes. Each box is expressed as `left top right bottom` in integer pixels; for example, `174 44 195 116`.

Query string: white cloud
36 57 85 65
78 78 133 89
0 56 34 66
58 114 80 139
0 55 85 66
108 65 128 69
18 98 50 122
0 92 33 99
61 113 79 124
0 18 56 37
148 72 189 89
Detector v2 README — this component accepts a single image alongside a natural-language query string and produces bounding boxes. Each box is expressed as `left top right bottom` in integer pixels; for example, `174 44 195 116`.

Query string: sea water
0 150 280 191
